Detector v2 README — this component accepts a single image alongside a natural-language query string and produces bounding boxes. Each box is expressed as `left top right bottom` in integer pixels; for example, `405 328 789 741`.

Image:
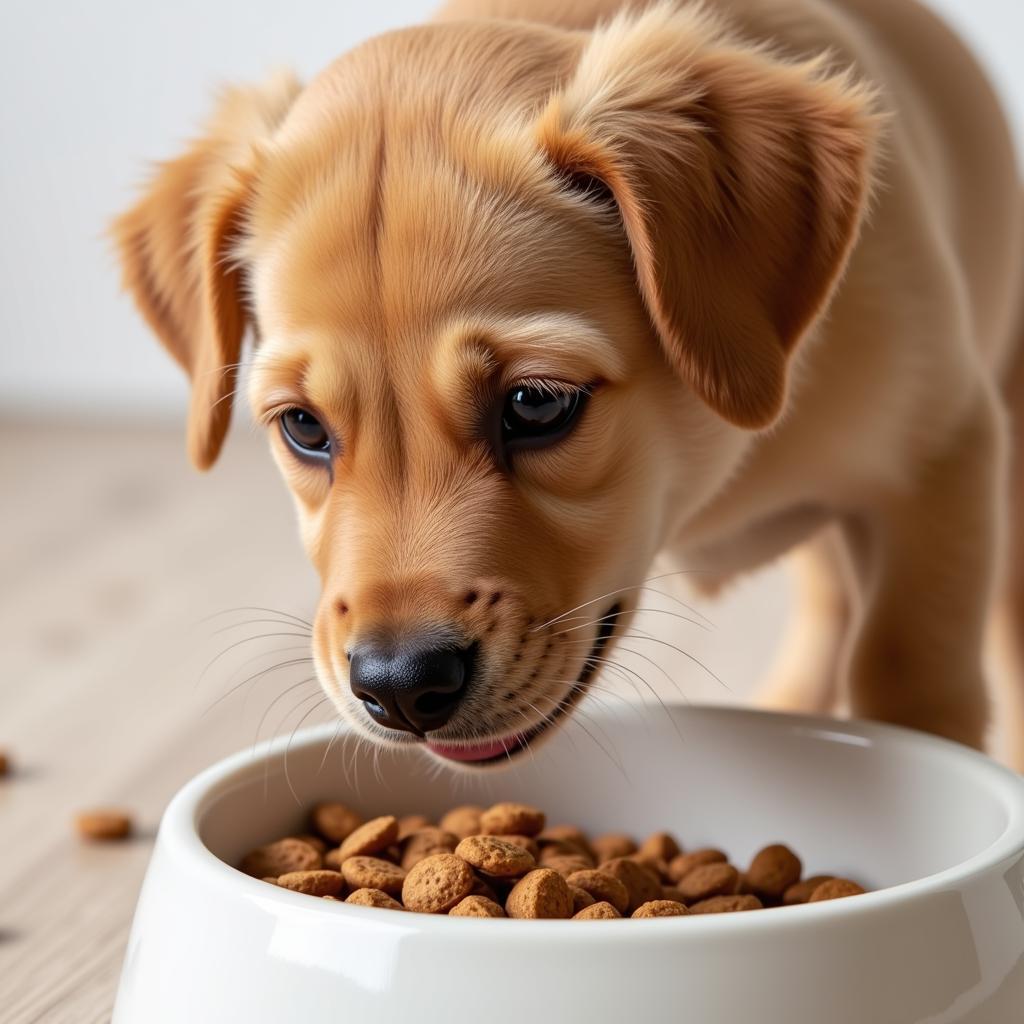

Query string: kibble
75 809 133 842
238 798 867 920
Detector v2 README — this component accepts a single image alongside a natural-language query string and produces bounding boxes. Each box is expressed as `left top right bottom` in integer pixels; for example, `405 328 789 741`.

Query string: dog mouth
424 603 621 766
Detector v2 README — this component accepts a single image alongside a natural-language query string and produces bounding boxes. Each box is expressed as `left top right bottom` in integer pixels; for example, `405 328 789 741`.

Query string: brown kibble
601 857 662 914
439 805 483 839
632 899 689 918
480 802 545 838
345 888 404 910
506 868 574 919
322 894 340 901
0 750 9 777
540 853 594 878
493 834 540 860
241 837 322 877
469 874 500 902
783 875 835 905
402 853 475 913
661 884 688 903
809 878 866 902
569 885 596 913
400 827 458 870
631 854 671 882
574 901 622 920
276 870 345 897
455 835 536 877
591 833 637 862
449 894 506 918
689 894 763 914
341 856 406 896
261 876 278 885
675 862 739 904
311 802 363 844
566 869 630 915
638 831 681 863
291 833 327 856
668 848 728 883
397 814 432 840
337 815 399 862
538 825 594 860
746 844 803 899
75 809 133 842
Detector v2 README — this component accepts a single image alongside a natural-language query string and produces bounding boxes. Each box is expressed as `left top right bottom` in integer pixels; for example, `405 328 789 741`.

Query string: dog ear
536 6 880 428
112 72 301 468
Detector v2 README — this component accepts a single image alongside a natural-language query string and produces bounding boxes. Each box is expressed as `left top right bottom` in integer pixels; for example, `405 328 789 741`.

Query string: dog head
113 5 877 765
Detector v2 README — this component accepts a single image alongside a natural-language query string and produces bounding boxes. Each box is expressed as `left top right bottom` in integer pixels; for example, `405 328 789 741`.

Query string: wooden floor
0 417 788 1022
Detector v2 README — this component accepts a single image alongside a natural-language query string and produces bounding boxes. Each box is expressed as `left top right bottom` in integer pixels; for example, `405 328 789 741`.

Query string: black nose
349 638 474 735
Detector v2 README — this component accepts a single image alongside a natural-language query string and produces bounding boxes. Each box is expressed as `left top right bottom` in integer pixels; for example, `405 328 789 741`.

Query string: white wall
1 0 1021 417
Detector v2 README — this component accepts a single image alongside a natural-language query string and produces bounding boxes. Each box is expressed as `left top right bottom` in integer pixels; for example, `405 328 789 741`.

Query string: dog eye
501 385 588 446
280 408 331 460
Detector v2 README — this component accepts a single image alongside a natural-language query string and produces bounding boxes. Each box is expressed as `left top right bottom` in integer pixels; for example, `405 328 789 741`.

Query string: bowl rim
157 705 1024 938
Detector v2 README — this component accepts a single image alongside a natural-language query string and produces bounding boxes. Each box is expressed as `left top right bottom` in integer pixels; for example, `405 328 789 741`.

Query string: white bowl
113 706 1024 1023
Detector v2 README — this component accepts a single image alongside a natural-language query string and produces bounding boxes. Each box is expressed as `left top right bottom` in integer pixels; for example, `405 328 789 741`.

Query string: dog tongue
426 737 520 762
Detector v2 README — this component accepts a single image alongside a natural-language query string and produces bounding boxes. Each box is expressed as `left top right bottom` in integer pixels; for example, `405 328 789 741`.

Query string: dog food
239 799 867 919
75 809 134 841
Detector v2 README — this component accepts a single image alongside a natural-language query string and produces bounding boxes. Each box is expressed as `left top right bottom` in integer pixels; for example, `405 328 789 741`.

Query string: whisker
198 606 314 629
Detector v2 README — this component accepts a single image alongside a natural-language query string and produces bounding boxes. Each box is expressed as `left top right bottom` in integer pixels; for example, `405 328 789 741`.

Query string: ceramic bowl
113 706 1024 1023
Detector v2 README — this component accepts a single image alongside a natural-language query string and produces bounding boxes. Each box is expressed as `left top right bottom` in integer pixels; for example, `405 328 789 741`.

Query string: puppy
113 0 1024 768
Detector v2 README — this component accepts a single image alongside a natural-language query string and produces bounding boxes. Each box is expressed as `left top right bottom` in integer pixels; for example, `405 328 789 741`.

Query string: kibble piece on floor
746 844 803 899
566 869 630 915
632 900 689 918
341 856 406 896
439 805 483 839
276 870 345 897
574 901 622 920
668 848 728 883
241 837 322 877
689 894 763 914
506 868 574 919
480 801 545 838
337 815 399 861
455 835 536 877
675 862 740 904
449 895 506 918
809 878 866 902
74 809 133 842
311 802 363 844
601 858 663 914
402 853 475 913
591 833 637 862
783 875 835 905
345 888 404 910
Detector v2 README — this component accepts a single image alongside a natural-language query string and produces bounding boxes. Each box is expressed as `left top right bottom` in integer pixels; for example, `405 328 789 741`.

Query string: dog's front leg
839 395 1007 750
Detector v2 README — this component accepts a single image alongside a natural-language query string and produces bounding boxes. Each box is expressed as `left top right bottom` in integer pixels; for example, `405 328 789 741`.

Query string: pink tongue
426 736 520 762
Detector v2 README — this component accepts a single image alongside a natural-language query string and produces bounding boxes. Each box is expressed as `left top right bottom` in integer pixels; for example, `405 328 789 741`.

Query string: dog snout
348 635 476 735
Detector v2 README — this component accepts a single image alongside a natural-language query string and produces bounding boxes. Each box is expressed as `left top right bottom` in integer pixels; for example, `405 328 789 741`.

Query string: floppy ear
112 72 301 468
536 5 881 428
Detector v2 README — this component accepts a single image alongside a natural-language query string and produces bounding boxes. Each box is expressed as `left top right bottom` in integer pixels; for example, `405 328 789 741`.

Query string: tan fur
113 0 1024 766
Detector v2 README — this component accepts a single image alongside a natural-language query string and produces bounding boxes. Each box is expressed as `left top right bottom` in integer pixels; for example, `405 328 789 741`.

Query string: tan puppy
113 0 1024 768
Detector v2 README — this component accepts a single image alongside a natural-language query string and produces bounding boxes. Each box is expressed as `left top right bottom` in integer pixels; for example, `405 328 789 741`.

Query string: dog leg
839 396 1006 750
757 527 853 714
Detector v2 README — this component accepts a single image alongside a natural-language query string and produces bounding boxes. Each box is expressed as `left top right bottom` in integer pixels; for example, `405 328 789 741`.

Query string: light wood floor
0 418 788 1022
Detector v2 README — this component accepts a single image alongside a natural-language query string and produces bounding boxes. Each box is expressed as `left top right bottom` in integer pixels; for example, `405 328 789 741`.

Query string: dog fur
112 0 1024 767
